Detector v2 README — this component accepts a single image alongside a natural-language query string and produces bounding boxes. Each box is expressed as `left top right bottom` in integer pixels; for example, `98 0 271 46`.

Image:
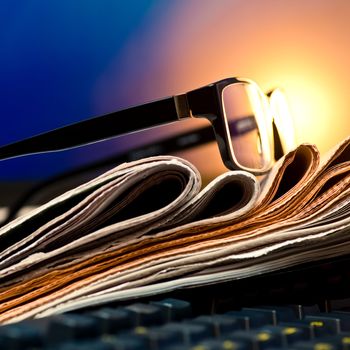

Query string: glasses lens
269 88 296 154
222 82 272 171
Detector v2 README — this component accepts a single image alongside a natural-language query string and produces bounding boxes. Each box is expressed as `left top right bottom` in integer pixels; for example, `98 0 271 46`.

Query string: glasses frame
0 77 274 174
3 85 291 224
214 78 274 173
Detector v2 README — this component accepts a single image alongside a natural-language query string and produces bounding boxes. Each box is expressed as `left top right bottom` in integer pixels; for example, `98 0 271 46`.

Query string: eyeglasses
2 82 295 224
0 77 285 175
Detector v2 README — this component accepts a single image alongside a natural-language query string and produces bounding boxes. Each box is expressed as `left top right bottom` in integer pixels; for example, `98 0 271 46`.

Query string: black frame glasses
2 82 296 223
0 77 275 174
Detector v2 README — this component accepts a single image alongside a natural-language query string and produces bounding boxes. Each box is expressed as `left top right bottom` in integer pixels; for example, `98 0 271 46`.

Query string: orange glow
269 88 296 154
97 0 350 177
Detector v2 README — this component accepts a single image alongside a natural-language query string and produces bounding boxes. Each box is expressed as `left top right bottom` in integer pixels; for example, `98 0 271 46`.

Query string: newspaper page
2 136 350 323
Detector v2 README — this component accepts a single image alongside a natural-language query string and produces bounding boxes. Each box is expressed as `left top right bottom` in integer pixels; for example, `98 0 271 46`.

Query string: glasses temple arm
0 95 190 161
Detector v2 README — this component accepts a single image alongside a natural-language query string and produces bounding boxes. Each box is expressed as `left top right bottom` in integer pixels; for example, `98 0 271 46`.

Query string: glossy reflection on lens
222 83 268 170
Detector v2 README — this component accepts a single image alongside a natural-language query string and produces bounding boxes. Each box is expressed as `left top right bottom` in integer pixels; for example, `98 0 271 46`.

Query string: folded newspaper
1 135 350 324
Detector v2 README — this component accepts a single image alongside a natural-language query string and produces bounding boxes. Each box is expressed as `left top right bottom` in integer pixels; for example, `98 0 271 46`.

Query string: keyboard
2 254 350 350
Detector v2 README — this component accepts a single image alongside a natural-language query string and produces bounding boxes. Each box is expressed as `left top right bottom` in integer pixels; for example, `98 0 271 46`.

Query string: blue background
2 1 350 183
0 1 160 180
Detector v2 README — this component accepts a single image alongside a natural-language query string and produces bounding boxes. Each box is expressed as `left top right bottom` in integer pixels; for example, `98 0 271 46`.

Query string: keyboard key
47 314 100 344
314 334 350 350
304 315 341 336
0 322 44 350
245 306 299 323
335 333 350 350
191 314 243 337
293 338 341 350
52 339 114 350
225 310 273 329
292 304 321 319
191 338 251 350
124 303 165 326
325 312 350 332
148 327 183 348
162 321 211 346
242 308 279 325
151 298 192 321
279 321 314 339
260 325 311 345
226 329 282 350
127 325 182 348
103 334 149 350
89 307 135 334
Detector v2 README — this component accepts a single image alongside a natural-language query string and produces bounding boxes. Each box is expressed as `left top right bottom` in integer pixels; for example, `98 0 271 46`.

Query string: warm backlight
269 88 296 154
96 1 350 177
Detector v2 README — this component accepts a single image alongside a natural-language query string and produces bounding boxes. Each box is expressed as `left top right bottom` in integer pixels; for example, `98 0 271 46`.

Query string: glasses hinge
174 94 192 120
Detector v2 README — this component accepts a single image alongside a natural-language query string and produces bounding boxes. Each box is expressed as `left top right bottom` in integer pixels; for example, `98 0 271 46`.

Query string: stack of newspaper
1 135 350 324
